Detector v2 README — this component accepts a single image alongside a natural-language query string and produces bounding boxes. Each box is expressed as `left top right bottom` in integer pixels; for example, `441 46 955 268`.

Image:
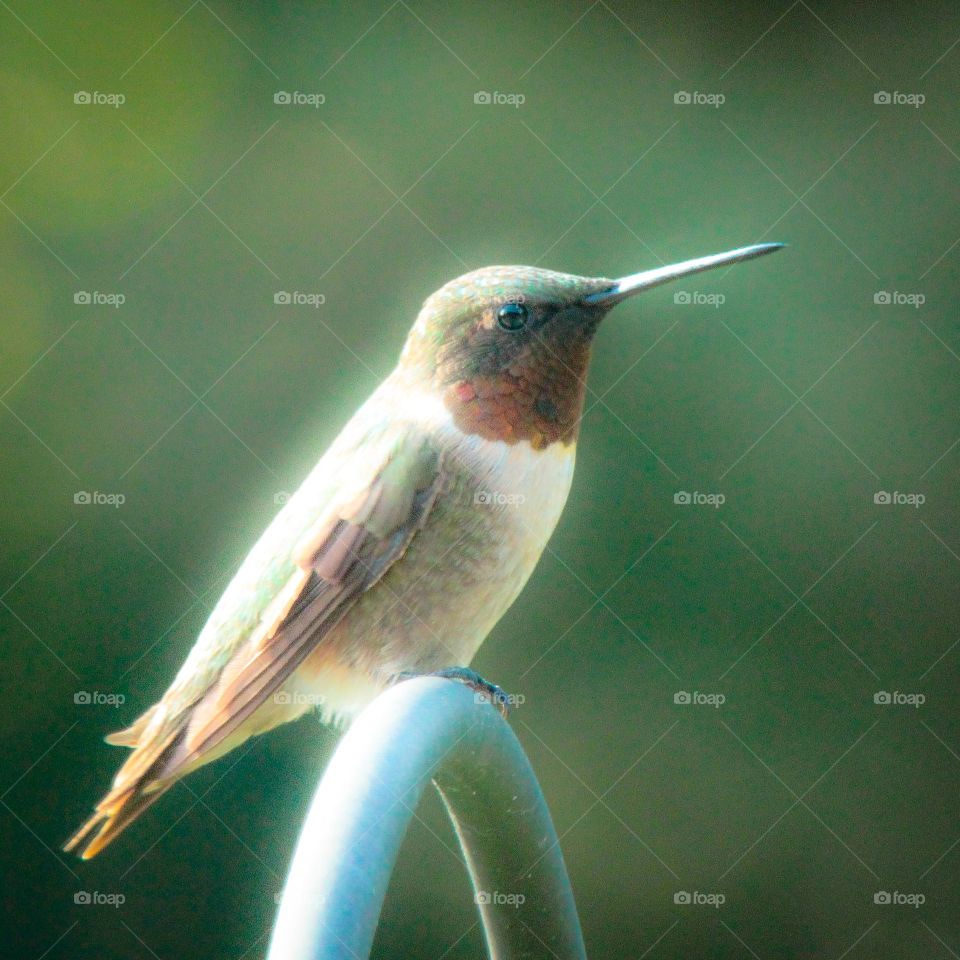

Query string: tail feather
66 682 308 858
64 781 172 860
64 723 184 859
103 704 159 748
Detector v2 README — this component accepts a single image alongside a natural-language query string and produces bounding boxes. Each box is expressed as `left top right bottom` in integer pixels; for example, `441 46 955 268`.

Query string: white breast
390 380 577 560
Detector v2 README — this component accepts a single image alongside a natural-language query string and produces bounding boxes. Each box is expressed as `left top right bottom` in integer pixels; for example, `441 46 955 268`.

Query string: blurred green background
2 1 959 958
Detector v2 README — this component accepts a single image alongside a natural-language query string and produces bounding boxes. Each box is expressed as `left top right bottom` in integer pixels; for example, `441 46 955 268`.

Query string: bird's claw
395 666 512 717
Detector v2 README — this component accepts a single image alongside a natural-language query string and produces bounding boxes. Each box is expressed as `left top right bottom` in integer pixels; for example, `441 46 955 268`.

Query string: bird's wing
66 421 446 858
175 426 446 768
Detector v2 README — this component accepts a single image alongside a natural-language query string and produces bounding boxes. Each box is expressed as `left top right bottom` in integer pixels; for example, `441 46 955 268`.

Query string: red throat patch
441 339 592 449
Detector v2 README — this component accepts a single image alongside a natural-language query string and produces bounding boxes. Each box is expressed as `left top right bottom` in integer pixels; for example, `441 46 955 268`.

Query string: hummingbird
66 242 783 859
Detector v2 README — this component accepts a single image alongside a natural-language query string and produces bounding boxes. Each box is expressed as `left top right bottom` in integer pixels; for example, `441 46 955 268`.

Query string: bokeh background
2 1 959 958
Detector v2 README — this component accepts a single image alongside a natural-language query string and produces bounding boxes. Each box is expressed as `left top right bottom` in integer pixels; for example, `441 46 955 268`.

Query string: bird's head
398 244 783 450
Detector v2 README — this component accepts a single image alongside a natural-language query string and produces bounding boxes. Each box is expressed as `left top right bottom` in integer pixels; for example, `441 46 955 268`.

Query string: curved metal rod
268 676 586 960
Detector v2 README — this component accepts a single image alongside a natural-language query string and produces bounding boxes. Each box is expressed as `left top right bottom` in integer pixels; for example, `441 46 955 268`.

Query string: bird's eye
496 301 528 331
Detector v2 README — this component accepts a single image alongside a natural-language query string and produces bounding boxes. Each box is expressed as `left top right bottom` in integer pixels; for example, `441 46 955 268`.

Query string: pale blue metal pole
268 676 586 960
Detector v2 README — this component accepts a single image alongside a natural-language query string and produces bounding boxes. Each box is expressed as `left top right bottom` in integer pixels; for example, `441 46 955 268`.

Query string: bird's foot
394 666 512 717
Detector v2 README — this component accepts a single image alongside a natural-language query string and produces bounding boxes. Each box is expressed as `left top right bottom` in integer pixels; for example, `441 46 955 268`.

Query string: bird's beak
583 242 785 306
